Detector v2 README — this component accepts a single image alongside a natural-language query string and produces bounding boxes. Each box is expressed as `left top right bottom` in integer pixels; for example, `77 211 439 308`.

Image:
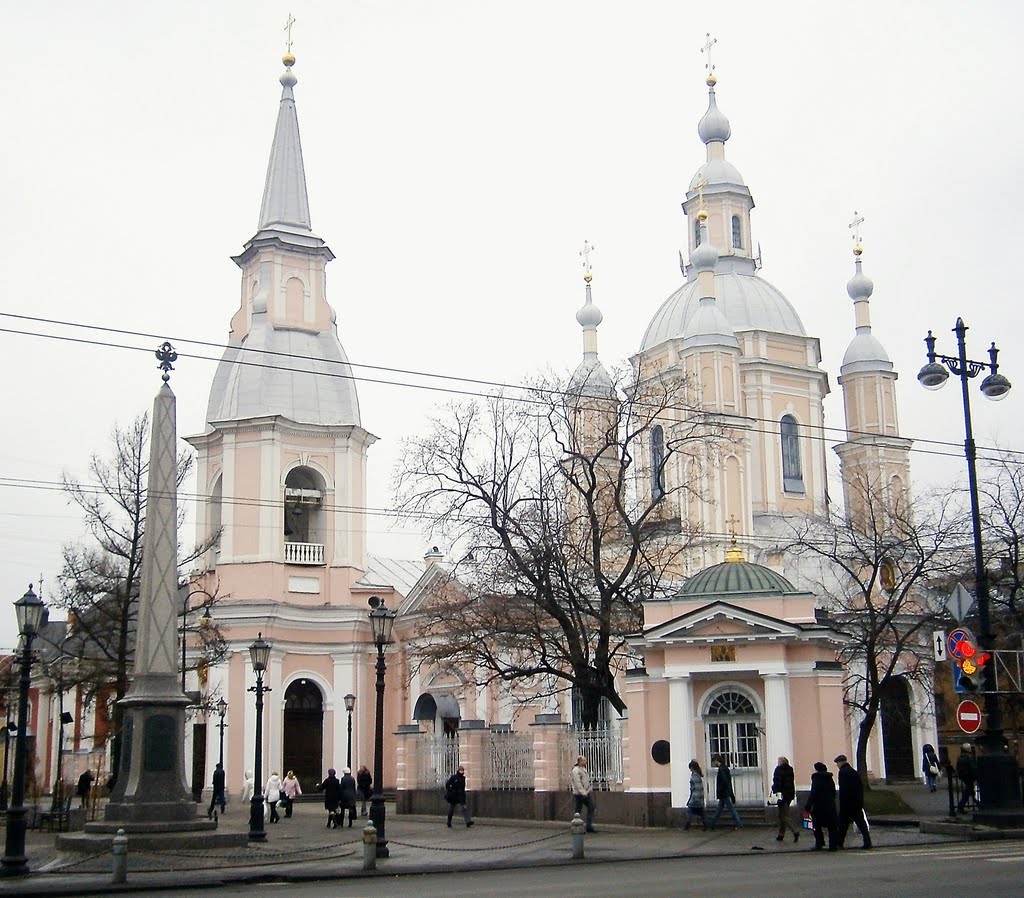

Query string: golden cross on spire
725 515 744 562
579 240 596 281
726 514 740 540
701 32 718 76
693 175 710 213
848 210 865 246
284 13 297 54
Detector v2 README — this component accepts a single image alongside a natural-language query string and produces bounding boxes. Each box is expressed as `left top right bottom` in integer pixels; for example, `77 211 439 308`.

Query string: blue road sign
954 665 980 694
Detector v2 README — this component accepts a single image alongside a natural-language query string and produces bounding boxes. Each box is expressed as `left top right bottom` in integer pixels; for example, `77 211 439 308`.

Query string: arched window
694 218 701 248
731 215 743 249
650 425 666 501
284 466 326 563
780 415 804 493
706 691 757 716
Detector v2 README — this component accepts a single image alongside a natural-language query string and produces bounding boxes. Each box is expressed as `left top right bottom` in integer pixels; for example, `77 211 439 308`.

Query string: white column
267 652 284 779
762 673 793 765
260 435 280 558
220 432 236 560
668 677 695 808
332 653 354 769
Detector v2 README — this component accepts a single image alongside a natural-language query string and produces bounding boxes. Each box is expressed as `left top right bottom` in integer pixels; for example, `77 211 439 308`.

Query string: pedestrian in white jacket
570 756 596 832
241 769 254 804
265 771 282 824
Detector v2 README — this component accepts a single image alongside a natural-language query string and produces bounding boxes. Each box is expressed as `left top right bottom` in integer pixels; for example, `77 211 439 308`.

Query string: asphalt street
136 840 1024 898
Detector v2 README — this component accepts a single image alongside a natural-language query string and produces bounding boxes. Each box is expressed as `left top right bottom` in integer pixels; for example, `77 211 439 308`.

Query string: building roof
677 558 799 598
355 556 427 600
640 269 806 352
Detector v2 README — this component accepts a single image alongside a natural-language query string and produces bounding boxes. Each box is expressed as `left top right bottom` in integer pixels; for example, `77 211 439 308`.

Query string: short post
571 812 585 860
111 829 128 884
362 822 377 871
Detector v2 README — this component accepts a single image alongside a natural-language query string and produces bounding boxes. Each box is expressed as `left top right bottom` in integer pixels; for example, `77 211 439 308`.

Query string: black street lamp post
368 599 396 859
344 693 356 771
1 585 47 877
919 318 1019 814
0 720 13 811
247 634 272 842
216 697 228 772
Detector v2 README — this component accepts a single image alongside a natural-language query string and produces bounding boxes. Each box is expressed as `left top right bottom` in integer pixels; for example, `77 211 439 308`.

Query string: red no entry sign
956 700 982 734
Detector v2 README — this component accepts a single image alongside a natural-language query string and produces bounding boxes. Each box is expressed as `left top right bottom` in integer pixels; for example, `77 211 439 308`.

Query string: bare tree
396 369 716 725
786 473 969 780
52 414 224 777
979 452 1024 647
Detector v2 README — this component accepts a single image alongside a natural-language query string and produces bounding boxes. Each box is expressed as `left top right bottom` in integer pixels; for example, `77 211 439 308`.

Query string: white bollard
363 821 377 871
570 812 585 859
111 828 128 883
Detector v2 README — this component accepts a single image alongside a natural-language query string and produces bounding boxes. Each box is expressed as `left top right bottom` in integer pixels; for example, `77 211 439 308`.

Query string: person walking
339 767 358 827
684 759 707 831
281 770 302 818
76 770 94 809
956 743 977 814
835 754 871 849
317 768 343 828
805 761 838 851
264 771 282 824
444 765 475 828
709 754 743 829
241 769 254 805
357 765 373 817
771 755 799 843
207 762 226 819
570 756 596 833
922 743 941 793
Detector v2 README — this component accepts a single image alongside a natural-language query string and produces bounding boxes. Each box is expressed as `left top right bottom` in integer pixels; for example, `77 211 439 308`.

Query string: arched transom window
706 691 757 716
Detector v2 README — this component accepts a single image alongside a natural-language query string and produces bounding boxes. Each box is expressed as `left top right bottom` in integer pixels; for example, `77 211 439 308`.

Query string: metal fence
413 733 460 789
484 729 534 790
561 723 623 791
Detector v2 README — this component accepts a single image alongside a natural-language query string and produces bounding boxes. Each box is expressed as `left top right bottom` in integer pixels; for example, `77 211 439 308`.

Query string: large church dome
640 270 806 352
678 558 798 598
206 324 362 427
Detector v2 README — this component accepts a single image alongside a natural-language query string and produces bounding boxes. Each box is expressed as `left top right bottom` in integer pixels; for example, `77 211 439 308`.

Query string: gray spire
257 56 312 234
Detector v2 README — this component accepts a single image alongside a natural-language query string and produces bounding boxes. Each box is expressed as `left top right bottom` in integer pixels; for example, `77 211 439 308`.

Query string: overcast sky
2 1 1023 650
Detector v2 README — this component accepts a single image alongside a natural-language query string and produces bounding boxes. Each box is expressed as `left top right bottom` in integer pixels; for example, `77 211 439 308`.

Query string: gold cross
726 514 740 540
848 210 865 245
701 32 717 75
694 175 709 212
579 240 596 278
284 13 297 54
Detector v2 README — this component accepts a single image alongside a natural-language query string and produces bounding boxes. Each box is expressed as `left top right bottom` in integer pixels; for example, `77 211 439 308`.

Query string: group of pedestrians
804 754 872 851
684 754 744 831
317 765 374 828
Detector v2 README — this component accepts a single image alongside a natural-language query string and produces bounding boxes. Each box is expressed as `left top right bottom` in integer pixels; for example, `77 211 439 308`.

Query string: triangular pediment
639 600 802 643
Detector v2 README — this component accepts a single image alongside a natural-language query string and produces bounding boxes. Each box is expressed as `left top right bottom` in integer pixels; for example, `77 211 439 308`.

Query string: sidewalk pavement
0 793 990 897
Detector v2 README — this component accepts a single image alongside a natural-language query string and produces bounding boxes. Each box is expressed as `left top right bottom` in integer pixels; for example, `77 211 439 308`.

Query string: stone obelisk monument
100 343 199 824
66 345 244 846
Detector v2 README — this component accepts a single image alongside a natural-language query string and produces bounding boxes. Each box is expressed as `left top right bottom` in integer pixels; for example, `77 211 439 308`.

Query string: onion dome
841 245 892 373
698 80 732 145
570 259 616 399
690 214 719 272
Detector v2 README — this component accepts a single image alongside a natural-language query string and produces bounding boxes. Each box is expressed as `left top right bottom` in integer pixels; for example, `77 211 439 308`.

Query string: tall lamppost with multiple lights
247 634 272 842
918 318 1020 814
368 599 397 858
344 693 356 770
1 585 46 877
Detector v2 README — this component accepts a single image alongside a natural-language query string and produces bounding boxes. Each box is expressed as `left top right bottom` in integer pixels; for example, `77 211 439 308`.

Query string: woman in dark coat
339 767 358 827
804 761 838 851
356 765 373 817
318 768 343 829
922 743 940 793
771 755 799 843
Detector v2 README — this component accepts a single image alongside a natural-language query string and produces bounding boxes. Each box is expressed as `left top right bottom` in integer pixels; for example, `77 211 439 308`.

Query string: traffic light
956 652 990 692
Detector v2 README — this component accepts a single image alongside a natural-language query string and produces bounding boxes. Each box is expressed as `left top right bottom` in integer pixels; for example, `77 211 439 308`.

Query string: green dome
679 560 797 597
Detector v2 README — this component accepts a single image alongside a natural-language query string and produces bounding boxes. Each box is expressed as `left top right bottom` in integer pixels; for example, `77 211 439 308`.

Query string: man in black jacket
835 754 871 849
709 754 743 829
207 762 226 818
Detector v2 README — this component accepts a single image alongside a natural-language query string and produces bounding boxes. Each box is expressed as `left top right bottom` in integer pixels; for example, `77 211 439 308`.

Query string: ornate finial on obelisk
156 342 177 383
